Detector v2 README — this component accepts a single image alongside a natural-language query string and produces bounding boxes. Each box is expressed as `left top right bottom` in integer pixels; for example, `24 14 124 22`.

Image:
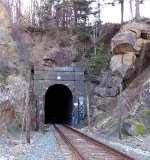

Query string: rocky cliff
91 19 150 136
0 0 29 137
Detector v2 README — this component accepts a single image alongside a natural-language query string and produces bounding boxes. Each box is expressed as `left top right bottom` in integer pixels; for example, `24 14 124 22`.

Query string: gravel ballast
0 126 65 160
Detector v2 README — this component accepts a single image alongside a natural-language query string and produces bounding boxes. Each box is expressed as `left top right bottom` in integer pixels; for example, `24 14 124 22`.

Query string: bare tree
135 0 140 18
129 0 133 19
120 0 124 23
107 0 125 23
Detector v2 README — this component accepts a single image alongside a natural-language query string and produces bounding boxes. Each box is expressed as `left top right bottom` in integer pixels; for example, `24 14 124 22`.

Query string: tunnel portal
45 84 73 124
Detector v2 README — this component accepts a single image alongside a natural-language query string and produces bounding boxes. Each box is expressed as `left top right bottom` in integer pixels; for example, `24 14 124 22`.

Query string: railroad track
53 124 134 160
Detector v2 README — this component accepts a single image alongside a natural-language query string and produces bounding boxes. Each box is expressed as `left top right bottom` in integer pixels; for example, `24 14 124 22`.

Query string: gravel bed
81 129 150 160
1 125 150 160
0 126 65 160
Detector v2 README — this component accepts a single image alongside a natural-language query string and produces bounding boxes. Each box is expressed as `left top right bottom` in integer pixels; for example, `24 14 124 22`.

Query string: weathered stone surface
117 64 150 114
133 38 144 52
43 47 79 66
91 95 103 107
0 75 29 131
110 52 136 79
122 122 136 136
0 0 11 31
91 95 117 111
111 20 150 82
140 79 150 107
0 1 18 62
121 21 150 33
141 30 150 39
94 87 118 97
112 76 123 88
111 31 137 55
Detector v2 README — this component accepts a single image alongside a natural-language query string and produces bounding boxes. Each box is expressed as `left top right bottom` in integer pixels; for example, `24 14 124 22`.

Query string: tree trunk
129 0 133 19
62 0 66 29
97 0 101 25
135 0 140 18
120 0 124 24
73 1 78 29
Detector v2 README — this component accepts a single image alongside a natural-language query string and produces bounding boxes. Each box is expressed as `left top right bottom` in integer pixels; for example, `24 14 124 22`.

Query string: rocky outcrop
109 20 150 112
91 20 150 119
110 21 150 81
0 0 11 31
110 20 150 135
111 31 137 55
0 0 18 63
90 71 118 112
43 47 79 66
0 75 29 135
0 0 27 136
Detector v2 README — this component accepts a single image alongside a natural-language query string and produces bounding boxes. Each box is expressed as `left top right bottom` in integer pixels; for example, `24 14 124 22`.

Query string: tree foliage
88 43 110 76
35 0 95 30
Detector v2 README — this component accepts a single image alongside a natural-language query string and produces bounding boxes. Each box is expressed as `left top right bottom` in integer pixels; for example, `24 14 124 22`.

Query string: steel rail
54 124 134 160
54 124 86 160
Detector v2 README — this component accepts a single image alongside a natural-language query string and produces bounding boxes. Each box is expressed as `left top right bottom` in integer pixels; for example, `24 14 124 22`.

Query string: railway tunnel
44 84 73 124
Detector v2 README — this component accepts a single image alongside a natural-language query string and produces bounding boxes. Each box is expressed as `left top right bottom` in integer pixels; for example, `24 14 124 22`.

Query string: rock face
0 0 11 31
11 29 80 66
110 52 136 79
110 21 150 80
91 20 150 120
43 47 79 66
0 0 18 62
109 20 150 116
0 75 29 136
109 20 150 112
90 70 118 112
111 31 137 55
0 1 26 136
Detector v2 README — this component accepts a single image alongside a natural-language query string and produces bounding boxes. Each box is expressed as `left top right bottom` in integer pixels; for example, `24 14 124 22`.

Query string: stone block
55 66 75 72
34 65 43 70
75 81 84 93
34 70 43 75
75 72 85 80
33 74 44 80
75 66 85 72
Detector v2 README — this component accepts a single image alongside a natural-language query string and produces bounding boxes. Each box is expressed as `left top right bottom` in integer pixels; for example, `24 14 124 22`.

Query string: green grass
127 119 146 136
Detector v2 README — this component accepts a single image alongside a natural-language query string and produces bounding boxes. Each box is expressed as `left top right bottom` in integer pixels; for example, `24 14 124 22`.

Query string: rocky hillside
0 0 29 137
90 19 150 137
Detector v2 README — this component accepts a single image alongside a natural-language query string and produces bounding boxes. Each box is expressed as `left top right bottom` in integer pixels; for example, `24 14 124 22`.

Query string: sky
98 0 150 23
22 0 150 24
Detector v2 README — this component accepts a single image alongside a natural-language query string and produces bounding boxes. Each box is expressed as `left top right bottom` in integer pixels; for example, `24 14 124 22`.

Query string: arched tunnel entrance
44 84 73 124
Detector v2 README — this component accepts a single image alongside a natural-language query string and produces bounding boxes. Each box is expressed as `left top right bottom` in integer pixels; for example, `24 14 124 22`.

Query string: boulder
112 76 123 88
133 38 144 52
43 47 79 66
122 122 136 136
111 31 137 55
91 95 117 111
94 87 118 97
110 52 136 79
91 95 103 107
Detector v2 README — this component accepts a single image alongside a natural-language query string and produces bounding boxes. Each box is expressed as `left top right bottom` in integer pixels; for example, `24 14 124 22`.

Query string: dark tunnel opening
44 84 73 124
